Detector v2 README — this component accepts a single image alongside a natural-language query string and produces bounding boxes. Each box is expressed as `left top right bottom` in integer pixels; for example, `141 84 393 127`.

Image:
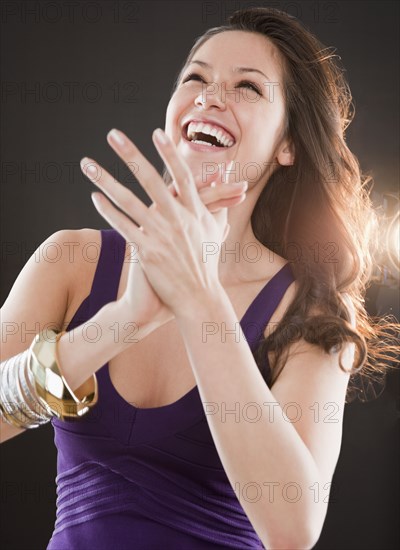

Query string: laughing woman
1 7 398 550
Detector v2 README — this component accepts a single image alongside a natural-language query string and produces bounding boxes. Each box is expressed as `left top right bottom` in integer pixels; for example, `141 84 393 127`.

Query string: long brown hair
164 7 399 402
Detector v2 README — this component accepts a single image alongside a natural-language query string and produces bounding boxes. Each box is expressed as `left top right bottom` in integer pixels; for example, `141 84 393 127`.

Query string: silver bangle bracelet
13 351 50 423
1 351 49 428
0 350 52 429
2 329 98 426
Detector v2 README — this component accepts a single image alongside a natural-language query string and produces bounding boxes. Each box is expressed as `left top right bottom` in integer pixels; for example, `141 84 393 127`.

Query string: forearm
57 300 161 395
176 288 324 549
1 300 164 440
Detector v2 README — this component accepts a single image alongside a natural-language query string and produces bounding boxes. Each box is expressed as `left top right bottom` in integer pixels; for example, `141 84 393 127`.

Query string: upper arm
0 228 99 442
270 339 353 483
1 228 92 361
265 284 356 483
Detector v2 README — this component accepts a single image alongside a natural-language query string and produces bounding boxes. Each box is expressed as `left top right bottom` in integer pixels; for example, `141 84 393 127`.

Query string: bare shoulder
264 277 357 339
263 276 357 356
0 227 99 360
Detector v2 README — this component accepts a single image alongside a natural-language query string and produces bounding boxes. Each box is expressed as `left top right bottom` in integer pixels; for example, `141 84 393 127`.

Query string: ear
276 139 295 166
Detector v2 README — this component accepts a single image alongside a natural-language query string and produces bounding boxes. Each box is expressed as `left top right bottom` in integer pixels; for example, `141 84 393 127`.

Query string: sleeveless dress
47 229 295 549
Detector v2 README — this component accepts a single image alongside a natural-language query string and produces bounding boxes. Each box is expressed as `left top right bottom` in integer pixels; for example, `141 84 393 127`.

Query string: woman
1 7 397 550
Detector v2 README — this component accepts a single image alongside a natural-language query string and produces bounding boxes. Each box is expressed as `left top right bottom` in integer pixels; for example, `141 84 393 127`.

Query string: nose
194 82 226 111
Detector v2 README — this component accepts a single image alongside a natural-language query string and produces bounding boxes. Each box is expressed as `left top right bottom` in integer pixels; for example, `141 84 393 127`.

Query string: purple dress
47 229 295 549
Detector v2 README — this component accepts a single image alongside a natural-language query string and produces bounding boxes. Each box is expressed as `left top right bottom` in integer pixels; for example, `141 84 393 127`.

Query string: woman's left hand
81 128 247 319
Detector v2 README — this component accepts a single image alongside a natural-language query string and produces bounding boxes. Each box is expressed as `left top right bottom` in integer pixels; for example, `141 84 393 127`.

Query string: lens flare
386 212 400 278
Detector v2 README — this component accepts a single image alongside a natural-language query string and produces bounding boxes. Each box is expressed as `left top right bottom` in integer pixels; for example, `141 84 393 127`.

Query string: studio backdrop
1 1 399 549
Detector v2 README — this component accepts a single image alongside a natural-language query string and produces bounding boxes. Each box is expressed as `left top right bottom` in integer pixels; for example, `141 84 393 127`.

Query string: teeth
215 130 223 143
193 140 214 146
186 121 234 147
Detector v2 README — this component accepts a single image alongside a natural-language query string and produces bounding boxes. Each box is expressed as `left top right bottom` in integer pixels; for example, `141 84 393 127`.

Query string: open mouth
182 121 235 148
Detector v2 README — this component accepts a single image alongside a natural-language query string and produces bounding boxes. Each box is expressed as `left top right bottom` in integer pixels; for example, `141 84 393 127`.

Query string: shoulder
264 275 357 370
51 227 101 248
44 227 101 251
1 228 103 353
265 273 357 333
13 228 102 293
49 227 102 284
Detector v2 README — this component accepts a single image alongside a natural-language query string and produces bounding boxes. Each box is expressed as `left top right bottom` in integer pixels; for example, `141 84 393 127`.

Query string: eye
236 80 262 95
181 73 262 96
182 72 205 84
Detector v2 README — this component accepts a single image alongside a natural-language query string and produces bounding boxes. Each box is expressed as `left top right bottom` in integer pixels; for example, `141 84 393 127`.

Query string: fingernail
210 181 216 188
108 129 125 146
80 157 92 171
88 167 98 176
154 128 169 144
91 192 101 206
80 158 99 178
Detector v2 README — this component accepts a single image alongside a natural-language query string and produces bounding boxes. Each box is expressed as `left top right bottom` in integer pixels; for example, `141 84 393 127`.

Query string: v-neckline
238 262 290 326
53 261 293 446
104 262 290 412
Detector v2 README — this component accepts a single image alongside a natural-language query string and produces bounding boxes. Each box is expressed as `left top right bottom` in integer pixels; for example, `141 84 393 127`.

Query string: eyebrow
189 59 271 82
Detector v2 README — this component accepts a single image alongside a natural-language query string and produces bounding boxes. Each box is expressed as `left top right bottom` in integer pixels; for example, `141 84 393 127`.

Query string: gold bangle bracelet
28 329 98 421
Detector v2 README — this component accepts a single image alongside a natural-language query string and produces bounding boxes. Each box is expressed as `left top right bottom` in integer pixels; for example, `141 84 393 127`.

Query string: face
165 30 293 189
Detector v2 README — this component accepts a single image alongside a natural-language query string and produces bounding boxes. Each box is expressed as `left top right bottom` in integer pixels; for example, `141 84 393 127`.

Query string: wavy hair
163 7 399 402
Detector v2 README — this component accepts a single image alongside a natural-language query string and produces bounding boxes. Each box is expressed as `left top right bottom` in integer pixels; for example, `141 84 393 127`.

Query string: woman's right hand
117 169 246 330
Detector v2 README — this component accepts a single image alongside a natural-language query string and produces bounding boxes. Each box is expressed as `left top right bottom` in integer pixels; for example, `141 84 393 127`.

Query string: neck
217 185 274 285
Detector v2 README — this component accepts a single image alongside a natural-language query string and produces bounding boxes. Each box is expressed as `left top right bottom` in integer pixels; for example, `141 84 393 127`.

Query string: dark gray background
1 1 399 549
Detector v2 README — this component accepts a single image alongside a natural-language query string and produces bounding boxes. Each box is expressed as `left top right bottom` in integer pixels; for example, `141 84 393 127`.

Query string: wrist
107 299 171 343
174 283 229 324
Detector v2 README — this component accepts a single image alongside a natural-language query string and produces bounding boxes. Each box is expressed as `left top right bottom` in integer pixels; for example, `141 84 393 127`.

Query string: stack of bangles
0 329 98 429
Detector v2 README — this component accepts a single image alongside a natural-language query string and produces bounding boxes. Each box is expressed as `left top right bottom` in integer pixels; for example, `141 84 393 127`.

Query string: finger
192 161 231 190
169 177 247 212
152 128 202 216
168 178 246 213
198 180 248 206
167 163 244 202
91 192 147 250
107 128 177 219
206 193 247 213
80 157 161 232
167 182 178 198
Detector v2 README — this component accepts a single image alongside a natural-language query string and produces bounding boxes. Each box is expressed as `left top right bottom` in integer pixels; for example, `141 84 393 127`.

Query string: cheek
165 92 188 141
164 102 176 137
168 87 196 114
244 99 286 143
236 108 286 174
